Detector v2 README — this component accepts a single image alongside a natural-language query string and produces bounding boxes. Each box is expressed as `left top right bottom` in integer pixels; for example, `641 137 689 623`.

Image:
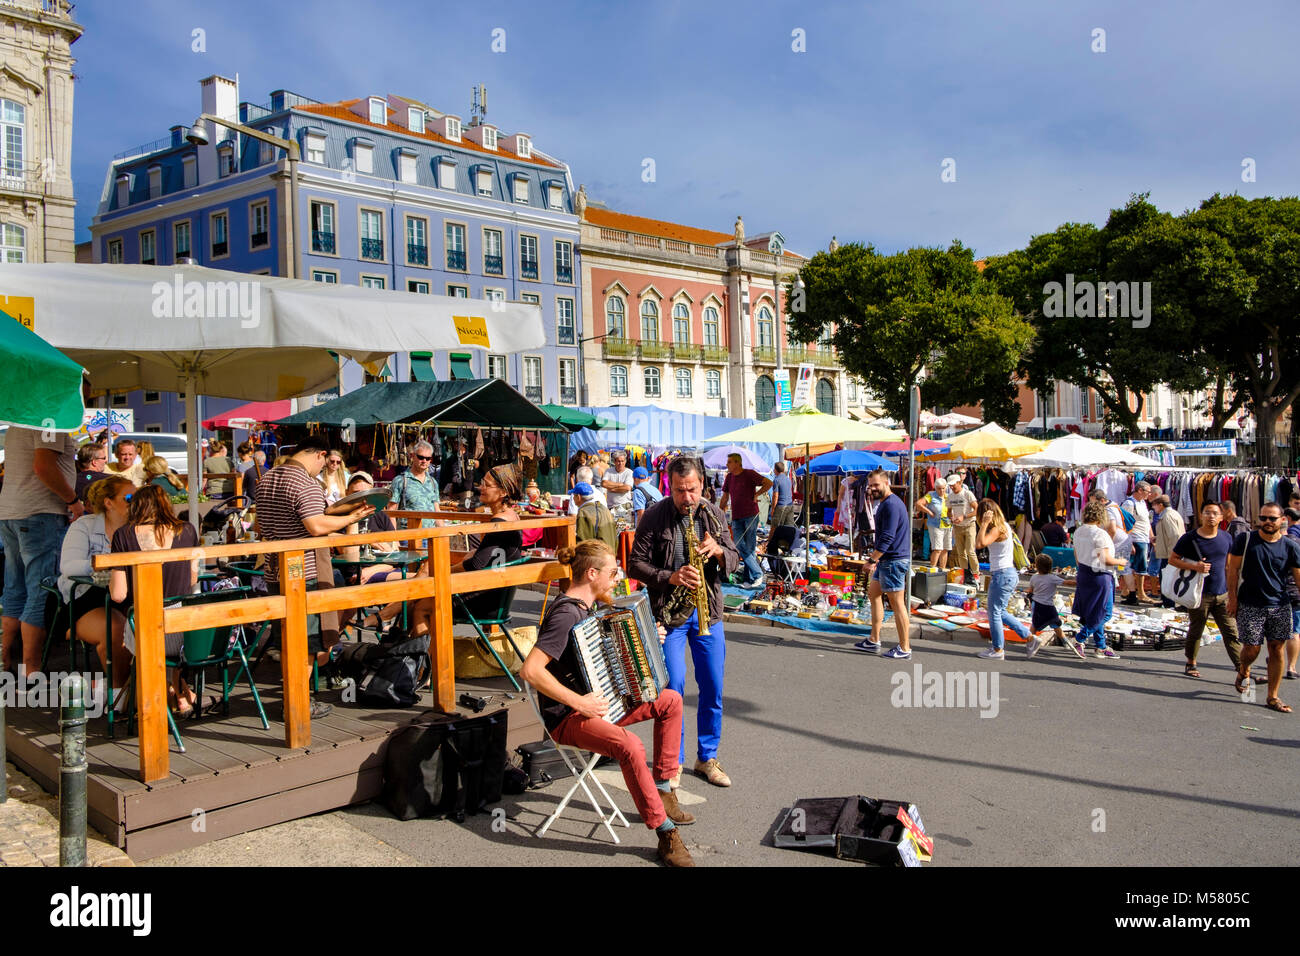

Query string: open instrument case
774 796 933 866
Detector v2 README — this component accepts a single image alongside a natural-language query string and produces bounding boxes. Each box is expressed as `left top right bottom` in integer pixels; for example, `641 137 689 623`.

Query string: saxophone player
629 457 740 789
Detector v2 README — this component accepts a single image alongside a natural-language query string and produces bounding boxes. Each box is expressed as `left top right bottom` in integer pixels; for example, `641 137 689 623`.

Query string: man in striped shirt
257 435 373 718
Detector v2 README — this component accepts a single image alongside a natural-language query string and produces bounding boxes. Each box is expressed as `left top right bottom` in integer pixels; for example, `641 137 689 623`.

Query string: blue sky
70 0 1300 258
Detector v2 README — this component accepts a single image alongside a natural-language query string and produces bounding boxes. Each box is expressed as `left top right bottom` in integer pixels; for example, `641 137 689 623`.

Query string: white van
107 432 191 476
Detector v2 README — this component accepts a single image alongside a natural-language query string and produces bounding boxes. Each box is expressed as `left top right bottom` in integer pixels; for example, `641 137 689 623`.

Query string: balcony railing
312 230 335 254
672 343 702 362
640 340 671 360
560 387 577 405
407 243 428 266
484 254 503 275
558 327 575 346
556 264 573 284
250 231 269 249
175 248 190 260
524 385 542 402
361 238 384 260
446 249 466 271
752 346 777 364
521 259 539 280
211 241 228 257
602 337 638 359
784 346 838 366
702 345 730 364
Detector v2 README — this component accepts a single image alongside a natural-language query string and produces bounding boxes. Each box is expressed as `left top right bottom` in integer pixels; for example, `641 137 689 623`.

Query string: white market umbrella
1 262 545 526
1016 433 1164 469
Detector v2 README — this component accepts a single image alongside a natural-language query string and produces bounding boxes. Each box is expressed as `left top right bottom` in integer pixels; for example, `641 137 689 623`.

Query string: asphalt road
147 593 1299 868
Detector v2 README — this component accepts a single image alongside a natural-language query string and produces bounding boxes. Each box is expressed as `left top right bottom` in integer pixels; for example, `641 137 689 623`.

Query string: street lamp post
186 114 301 279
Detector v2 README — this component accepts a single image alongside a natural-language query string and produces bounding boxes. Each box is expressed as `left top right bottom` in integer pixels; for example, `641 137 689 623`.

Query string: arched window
644 367 661 397
676 368 692 398
610 365 628 397
755 374 775 421
672 302 690 344
756 306 773 348
703 306 720 346
816 378 835 415
706 369 721 398
606 295 625 339
1 100 25 178
640 299 659 340
0 222 25 263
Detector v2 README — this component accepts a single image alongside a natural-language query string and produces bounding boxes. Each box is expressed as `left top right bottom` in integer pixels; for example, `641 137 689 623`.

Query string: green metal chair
38 582 75 673
167 588 270 735
451 556 533 691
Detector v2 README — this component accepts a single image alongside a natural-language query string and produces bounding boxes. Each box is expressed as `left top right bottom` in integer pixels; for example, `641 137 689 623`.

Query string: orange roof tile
584 207 733 246
295 101 563 169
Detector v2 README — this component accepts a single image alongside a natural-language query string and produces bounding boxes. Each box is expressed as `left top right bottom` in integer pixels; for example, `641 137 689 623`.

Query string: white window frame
172 219 191 261
408 108 425 134
483 287 506 303
475 167 493 197
606 296 625 338
548 182 563 210
209 210 229 260
482 127 498 150
706 369 721 398
259 128 276 165
249 200 270 249
354 142 374 175
360 275 386 290
311 270 339 284
519 233 539 280
405 215 429 267
554 239 573 283
523 355 543 390
447 284 469 297
106 237 122 264
487 354 508 381
115 174 130 208
217 142 235 177
559 358 577 394
444 220 467 272
520 293 540 306
444 116 461 141
512 175 529 204
483 227 504 274
438 158 456 189
310 199 338 257
556 297 575 345
397 151 416 184
517 135 531 159
610 365 629 397
139 228 156 265
305 133 326 165
359 207 385 261
408 280 430 294
0 222 23 263
368 97 387 125
676 368 693 398
644 367 661 398
1 99 25 178
147 166 162 199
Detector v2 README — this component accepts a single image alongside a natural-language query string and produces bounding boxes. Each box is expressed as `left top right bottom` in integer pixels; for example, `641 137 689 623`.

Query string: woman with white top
318 450 348 504
1071 501 1127 659
974 498 1031 659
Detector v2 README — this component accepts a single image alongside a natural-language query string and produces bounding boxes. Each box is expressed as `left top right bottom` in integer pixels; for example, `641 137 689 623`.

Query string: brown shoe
656 828 696 867
660 789 696 825
693 758 731 787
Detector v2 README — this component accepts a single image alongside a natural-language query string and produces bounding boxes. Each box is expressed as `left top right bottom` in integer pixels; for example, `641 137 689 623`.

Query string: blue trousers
987 567 1030 650
663 609 725 763
731 515 763 583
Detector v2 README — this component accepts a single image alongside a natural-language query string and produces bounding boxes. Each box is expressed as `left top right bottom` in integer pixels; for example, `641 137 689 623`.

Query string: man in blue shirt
630 467 663 526
857 468 912 659
769 461 796 529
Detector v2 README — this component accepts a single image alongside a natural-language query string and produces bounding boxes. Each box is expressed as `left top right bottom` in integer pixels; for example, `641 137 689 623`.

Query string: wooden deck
4 657 542 860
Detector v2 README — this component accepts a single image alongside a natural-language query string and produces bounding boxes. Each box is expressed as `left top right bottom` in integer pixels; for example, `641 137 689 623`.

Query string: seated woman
107 484 202 715
410 463 524 638
144 455 187 497
58 475 135 703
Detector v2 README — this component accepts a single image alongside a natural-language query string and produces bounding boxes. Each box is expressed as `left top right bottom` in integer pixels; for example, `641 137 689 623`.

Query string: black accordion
569 591 669 724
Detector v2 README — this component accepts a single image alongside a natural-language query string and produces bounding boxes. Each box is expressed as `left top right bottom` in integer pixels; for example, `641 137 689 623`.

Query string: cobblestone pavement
1 762 133 867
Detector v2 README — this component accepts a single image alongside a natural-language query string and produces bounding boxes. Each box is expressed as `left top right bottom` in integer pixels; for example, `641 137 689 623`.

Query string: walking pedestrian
1286 508 1300 680
1071 501 1126 659
1025 553 1066 658
1167 502 1244 680
719 452 771 587
855 469 912 659
1227 502 1300 712
974 499 1032 659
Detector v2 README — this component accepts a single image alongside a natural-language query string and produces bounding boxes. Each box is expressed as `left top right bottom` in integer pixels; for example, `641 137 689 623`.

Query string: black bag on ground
381 711 510 822
515 739 572 789
358 635 430 708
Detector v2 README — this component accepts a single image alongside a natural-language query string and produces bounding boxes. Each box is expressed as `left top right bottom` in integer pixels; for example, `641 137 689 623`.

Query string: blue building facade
89 75 583 431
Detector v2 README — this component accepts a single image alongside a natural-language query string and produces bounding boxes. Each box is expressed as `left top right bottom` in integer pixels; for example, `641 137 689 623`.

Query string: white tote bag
1161 539 1206 609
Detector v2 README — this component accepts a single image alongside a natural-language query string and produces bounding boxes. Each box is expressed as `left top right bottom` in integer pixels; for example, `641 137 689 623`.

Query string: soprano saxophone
662 503 715 635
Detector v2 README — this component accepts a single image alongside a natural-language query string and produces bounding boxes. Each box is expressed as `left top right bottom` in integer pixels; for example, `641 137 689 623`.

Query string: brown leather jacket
629 496 739 625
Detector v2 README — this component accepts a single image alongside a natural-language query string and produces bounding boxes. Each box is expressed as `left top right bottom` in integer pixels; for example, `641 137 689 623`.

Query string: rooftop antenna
470 84 487 126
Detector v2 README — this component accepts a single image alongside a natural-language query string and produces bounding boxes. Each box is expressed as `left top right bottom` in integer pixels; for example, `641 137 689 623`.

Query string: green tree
786 241 1034 426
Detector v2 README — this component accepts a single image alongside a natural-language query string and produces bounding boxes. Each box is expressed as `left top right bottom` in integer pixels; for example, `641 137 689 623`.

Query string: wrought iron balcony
560 387 577 405
784 345 839 366
752 346 777 364
312 230 335 254
407 243 428 266
558 327 575 346
556 264 573 284
446 249 466 271
602 337 638 359
672 343 702 362
484 253 503 275
521 259 539 280
524 385 542 402
361 237 384 260
639 340 671 360
250 231 269 249
211 241 228 257
702 345 730 364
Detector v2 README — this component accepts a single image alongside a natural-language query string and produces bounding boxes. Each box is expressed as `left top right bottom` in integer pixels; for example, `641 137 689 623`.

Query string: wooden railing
92 512 576 784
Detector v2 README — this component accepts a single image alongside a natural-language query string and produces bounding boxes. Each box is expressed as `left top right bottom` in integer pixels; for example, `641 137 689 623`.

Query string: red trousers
552 689 683 829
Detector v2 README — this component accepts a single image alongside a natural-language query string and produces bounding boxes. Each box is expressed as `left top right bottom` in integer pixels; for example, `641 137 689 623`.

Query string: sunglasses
415 455 433 462
1259 516 1283 522
327 459 343 465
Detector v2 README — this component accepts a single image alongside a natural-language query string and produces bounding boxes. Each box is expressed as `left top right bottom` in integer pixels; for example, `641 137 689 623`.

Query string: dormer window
408 108 425 133
182 154 196 188
438 157 457 189
115 173 130 207
368 97 387 124
396 148 417 184
217 142 235 177
482 127 497 150
148 165 162 199
259 128 277 165
547 182 564 211
305 132 326 165
445 116 461 141
512 175 529 205
475 167 492 197
517 136 531 159
353 140 373 175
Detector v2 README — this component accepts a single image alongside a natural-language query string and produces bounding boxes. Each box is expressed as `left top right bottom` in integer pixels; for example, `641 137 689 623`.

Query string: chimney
197 75 238 185
270 89 288 112
169 125 185 148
